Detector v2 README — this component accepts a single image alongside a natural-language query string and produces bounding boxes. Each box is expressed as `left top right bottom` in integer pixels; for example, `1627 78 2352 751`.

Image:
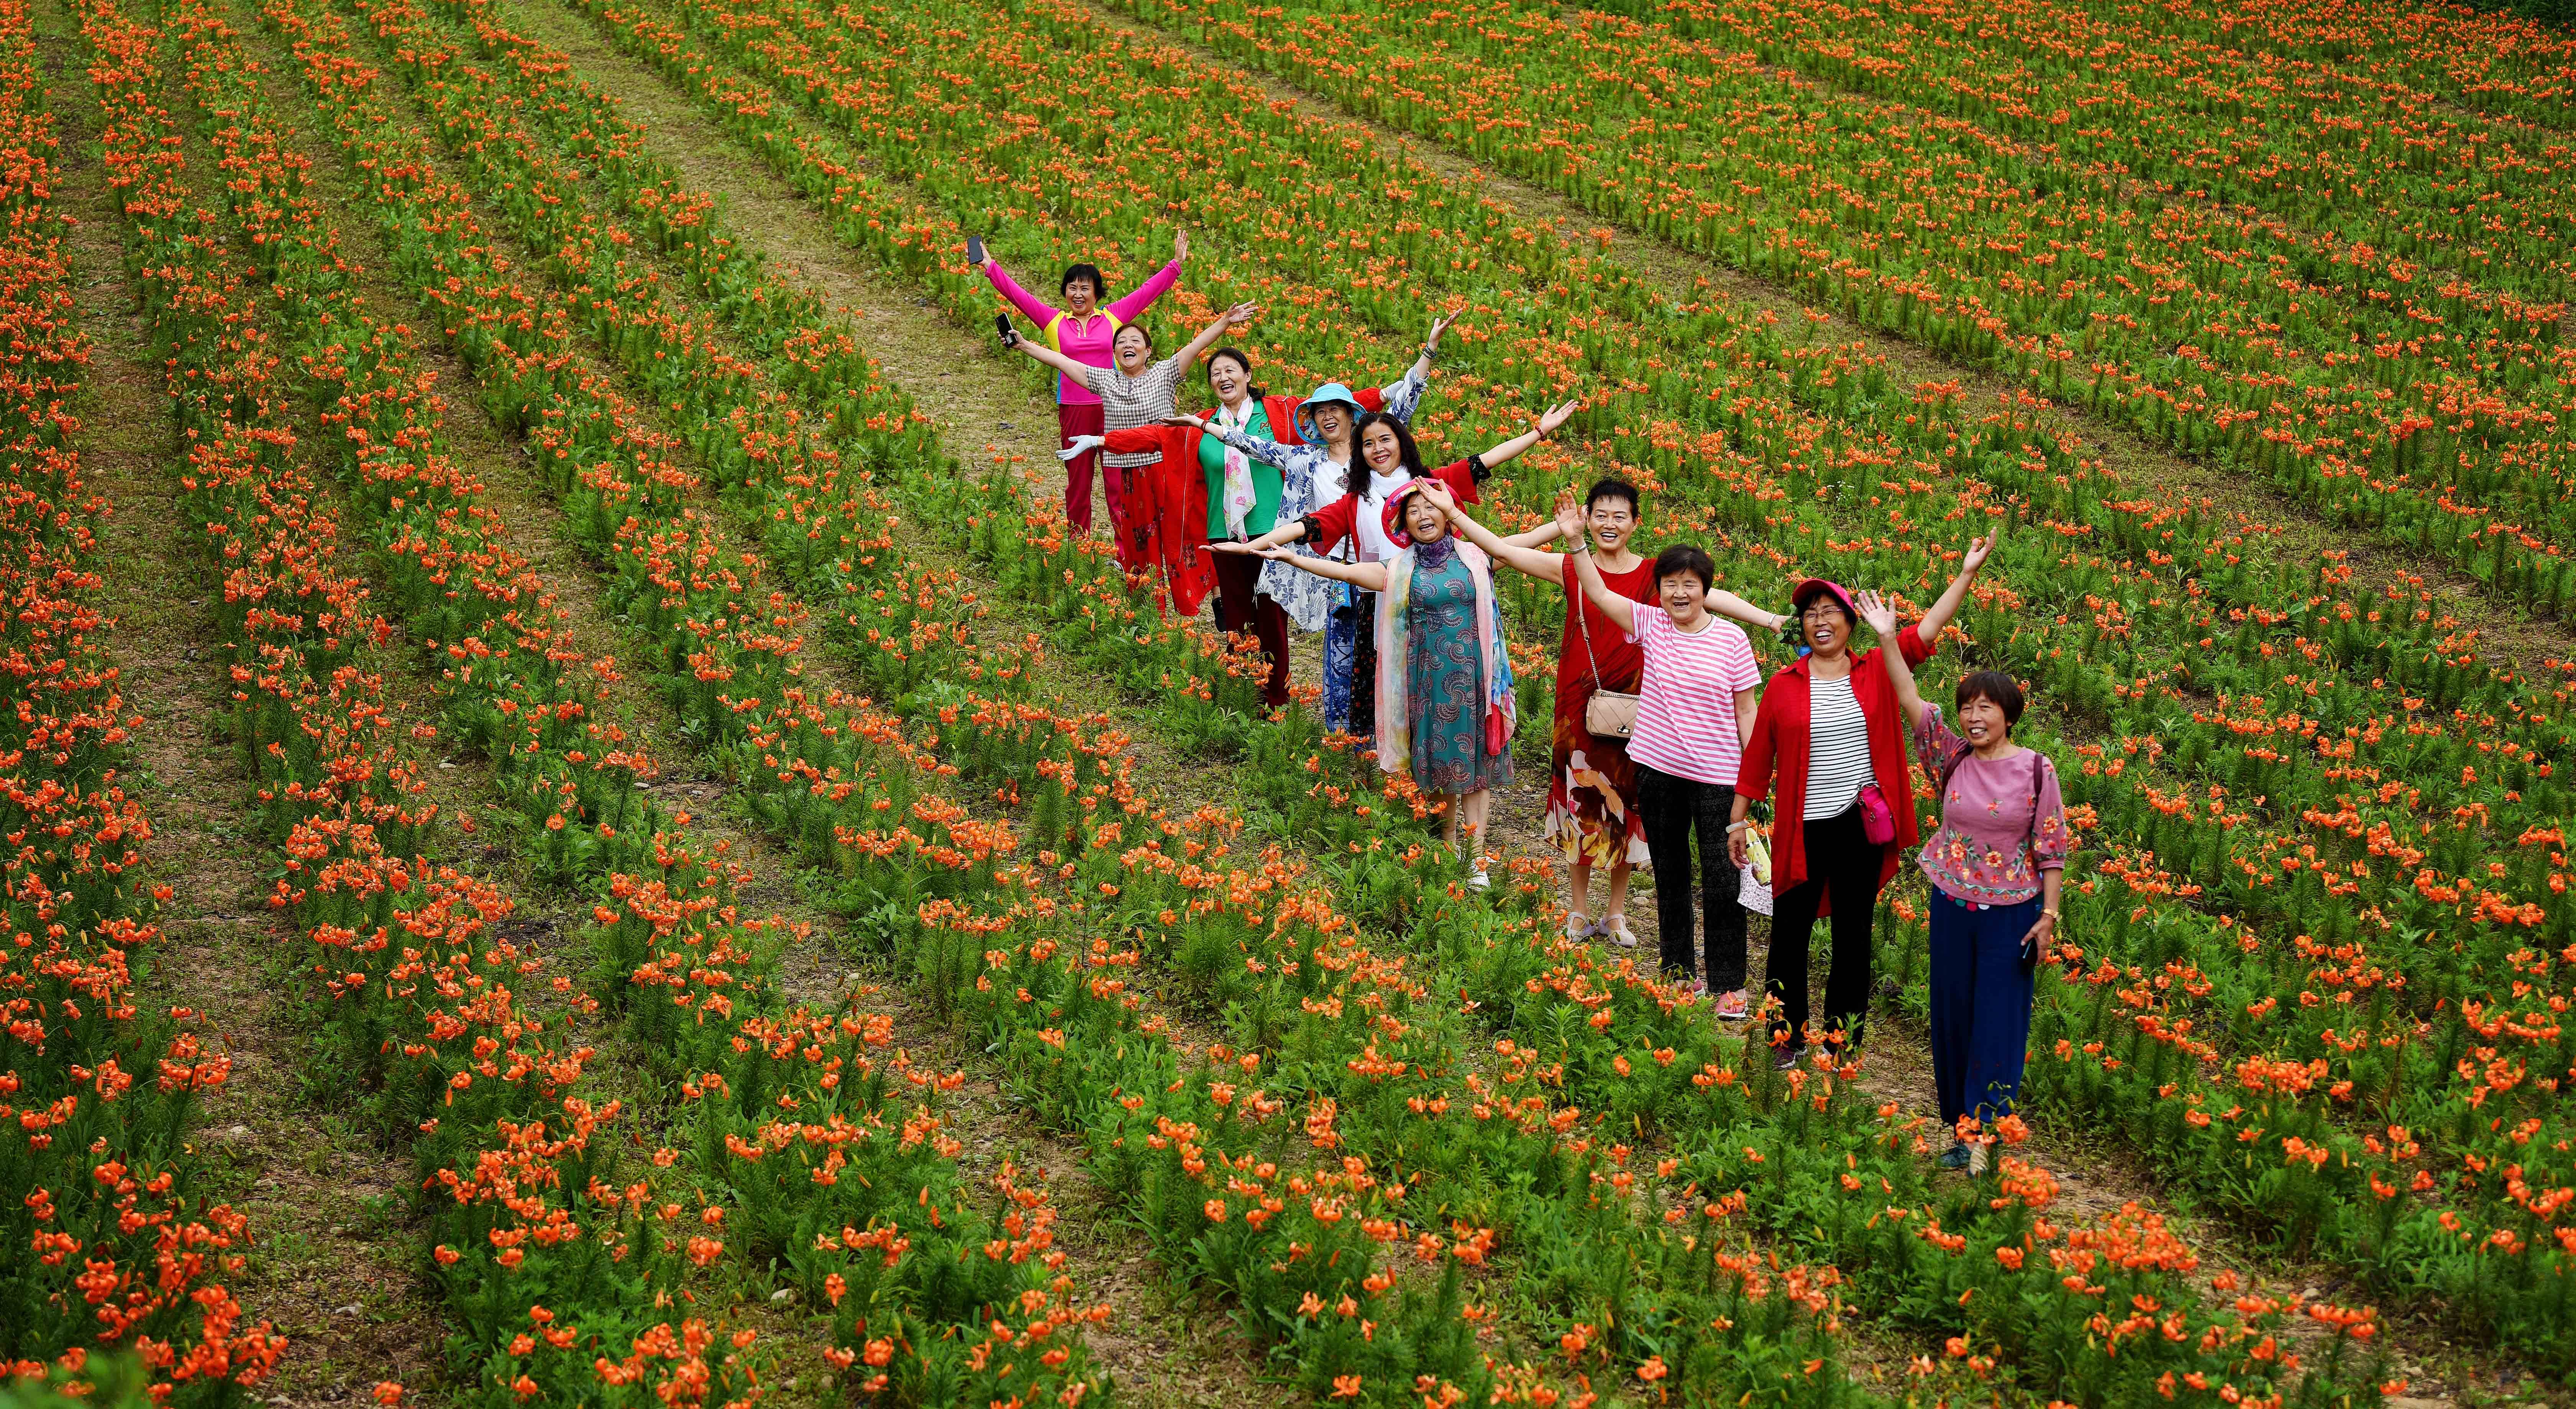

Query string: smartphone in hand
994 313 1019 348
966 234 986 266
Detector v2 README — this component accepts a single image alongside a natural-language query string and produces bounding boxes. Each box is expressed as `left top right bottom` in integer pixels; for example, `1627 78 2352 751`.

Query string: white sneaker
1564 911 1594 939
1601 915 1638 948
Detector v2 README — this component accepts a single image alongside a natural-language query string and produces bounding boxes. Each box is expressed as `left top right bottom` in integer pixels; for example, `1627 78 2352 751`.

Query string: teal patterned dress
1408 551 1513 792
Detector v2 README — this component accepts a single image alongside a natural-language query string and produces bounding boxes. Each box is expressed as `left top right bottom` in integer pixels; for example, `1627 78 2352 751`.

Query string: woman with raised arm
1853 589 2067 1174
1000 299 1258 572
1442 479 1784 953
1502 490 1764 1009
977 230 1187 535
1066 323 1453 703
1729 534 1998 1069
1203 399 1578 746
1253 481 1515 886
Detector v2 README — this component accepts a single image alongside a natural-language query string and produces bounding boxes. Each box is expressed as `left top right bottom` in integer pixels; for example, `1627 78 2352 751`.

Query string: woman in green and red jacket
1728 534 1996 1067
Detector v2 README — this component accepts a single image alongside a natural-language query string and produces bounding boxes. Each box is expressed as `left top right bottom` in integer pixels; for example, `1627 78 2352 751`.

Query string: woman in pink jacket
977 231 1188 535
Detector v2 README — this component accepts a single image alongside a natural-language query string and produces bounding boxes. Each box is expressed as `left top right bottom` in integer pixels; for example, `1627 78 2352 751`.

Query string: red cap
1792 578 1858 622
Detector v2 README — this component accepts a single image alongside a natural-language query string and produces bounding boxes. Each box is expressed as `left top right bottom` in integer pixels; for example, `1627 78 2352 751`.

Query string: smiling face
1659 571 1707 625
1112 325 1151 374
1957 691 2012 748
1359 420 1404 475
1801 596 1853 656
1587 495 1637 553
1062 275 1098 315
1310 401 1354 445
1400 495 1448 546
1208 351 1251 408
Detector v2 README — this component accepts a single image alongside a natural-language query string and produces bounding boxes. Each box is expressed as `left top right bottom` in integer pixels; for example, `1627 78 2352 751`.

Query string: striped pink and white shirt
1626 609 1762 785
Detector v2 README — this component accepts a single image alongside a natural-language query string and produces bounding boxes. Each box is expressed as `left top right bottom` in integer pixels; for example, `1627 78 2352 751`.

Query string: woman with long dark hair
1201 399 1578 744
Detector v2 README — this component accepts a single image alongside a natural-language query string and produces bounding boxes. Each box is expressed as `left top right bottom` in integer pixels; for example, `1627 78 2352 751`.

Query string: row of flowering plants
0 0 280 1391
542 0 2576 1377
1109 0 2576 613
113 0 1126 1401
272 3 2421 1401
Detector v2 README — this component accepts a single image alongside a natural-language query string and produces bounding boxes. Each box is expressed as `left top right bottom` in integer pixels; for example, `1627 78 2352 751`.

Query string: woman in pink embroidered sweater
1856 589 2071 1175
978 230 1188 535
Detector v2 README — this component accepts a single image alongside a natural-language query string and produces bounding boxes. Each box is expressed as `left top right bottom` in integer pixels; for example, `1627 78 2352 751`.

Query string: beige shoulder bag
1576 594 1639 740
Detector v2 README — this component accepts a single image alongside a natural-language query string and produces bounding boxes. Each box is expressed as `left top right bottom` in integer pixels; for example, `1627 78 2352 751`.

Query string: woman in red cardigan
1728 533 1996 1067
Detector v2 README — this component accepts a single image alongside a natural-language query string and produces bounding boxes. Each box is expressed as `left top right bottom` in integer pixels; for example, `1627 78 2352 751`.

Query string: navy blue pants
1928 890 2039 1128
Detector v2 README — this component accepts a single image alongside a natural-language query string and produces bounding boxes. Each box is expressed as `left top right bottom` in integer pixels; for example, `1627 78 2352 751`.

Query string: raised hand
1414 479 1459 516
1175 229 1191 262
1554 495 1587 542
1536 398 1582 438
1222 300 1260 328
1961 529 1998 576
1852 588 1901 636
1425 312 1456 353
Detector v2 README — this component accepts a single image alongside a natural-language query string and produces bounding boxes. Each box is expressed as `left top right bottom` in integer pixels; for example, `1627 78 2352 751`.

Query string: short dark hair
1586 477 1640 515
1060 262 1106 298
1350 411 1425 497
1207 347 1264 400
1956 671 2025 727
1652 544 1714 590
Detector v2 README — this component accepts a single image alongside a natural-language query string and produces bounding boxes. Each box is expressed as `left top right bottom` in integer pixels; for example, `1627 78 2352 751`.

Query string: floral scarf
1373 536 1515 776
1211 397 1261 540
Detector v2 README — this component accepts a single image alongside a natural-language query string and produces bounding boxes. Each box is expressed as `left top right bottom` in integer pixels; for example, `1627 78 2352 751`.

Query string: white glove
1057 435 1105 463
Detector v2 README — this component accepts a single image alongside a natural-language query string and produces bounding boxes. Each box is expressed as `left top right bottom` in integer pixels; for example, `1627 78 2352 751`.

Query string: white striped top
1805 673 1874 819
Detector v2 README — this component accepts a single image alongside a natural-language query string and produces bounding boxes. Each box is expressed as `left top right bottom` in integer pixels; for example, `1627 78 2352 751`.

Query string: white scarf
1212 397 1260 540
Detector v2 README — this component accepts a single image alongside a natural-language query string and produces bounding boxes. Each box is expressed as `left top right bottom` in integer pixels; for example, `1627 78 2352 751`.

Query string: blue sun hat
1293 382 1365 443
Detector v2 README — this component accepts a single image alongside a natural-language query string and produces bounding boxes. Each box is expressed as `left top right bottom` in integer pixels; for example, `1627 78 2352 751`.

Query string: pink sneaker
1712 989 1750 1021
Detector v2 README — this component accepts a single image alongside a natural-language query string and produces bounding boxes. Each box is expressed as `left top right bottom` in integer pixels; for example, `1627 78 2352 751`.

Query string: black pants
1347 590 1379 746
1636 766 1746 990
1765 805 1887 1050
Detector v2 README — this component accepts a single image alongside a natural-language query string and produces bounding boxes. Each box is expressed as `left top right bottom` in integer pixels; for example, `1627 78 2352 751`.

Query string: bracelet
2039 909 2060 920
1726 820 1750 834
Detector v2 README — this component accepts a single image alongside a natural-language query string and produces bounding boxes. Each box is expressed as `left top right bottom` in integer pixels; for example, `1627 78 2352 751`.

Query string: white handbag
1574 598 1637 739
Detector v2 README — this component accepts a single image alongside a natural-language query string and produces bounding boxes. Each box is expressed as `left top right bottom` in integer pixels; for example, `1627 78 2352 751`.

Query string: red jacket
1106 386 1403 615
1735 624 1936 900
1301 458 1483 557
1098 423 1215 616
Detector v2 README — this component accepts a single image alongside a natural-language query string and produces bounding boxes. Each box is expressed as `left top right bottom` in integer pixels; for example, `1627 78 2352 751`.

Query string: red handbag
1855 781 1897 845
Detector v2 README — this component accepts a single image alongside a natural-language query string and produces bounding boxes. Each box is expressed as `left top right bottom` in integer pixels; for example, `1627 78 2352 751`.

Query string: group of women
983 243 2072 1167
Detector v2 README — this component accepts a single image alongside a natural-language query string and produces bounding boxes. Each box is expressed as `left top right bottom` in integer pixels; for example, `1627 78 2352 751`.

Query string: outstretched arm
1160 410 1295 469
1706 589 1787 636
1554 495 1639 636
1473 399 1581 475
1006 329 1096 391
1175 302 1260 371
1255 543 1386 591
1855 591 1931 727
1501 517 1569 550
1416 481 1564 583
983 257 1059 324
1914 529 1998 646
